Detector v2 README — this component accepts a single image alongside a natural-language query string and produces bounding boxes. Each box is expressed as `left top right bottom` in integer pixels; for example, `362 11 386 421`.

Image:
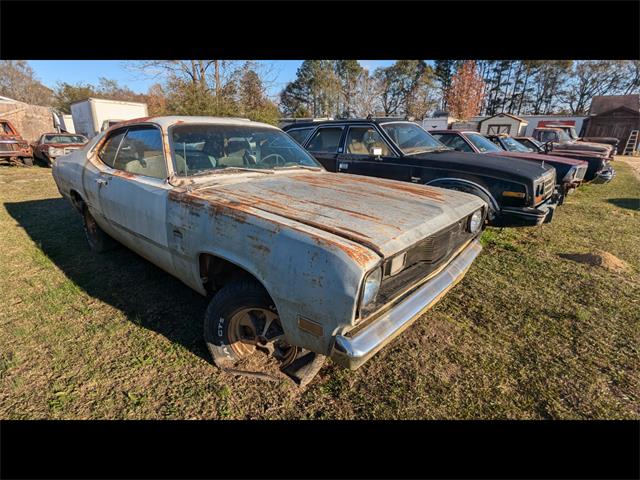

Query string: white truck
70 98 148 139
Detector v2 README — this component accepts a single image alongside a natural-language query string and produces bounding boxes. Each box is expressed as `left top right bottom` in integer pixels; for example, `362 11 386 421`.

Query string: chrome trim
330 240 482 370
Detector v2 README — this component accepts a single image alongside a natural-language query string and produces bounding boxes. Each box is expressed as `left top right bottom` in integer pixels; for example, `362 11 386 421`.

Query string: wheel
204 279 304 377
21 157 33 167
82 206 117 253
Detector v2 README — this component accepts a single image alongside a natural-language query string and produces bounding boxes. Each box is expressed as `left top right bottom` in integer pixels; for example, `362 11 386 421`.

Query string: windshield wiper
189 167 274 177
273 165 323 171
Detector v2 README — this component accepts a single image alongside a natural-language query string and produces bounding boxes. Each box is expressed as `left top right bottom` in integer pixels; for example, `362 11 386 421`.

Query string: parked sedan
52 116 486 385
485 134 589 198
32 133 89 166
0 119 33 166
285 119 559 228
431 130 587 202
514 136 615 183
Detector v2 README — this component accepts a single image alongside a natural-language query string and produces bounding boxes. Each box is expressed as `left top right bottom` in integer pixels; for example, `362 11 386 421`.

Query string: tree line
1 60 638 126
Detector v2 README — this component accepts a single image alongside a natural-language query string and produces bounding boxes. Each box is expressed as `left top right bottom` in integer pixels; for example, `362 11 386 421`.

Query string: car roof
110 115 280 130
283 119 416 129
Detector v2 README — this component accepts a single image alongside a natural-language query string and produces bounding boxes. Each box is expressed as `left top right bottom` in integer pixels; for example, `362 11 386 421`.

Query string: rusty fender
166 189 381 355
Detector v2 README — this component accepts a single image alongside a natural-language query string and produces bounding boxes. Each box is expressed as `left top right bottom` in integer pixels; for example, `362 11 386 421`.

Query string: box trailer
70 98 148 138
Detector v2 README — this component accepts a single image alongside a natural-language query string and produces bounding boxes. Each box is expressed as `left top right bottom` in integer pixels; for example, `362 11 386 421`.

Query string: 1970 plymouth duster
52 116 487 385
285 119 558 228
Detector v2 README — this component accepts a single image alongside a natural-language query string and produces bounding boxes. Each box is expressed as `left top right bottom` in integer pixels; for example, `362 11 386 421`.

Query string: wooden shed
478 113 528 136
583 106 640 154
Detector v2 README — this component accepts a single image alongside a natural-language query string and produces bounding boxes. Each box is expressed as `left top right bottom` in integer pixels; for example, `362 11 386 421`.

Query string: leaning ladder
623 130 639 155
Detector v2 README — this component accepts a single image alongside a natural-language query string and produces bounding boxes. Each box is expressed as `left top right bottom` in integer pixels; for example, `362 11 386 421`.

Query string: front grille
0 143 17 152
359 217 475 319
543 174 554 197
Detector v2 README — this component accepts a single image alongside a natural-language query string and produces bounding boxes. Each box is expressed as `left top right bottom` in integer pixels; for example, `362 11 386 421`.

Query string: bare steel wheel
227 307 299 367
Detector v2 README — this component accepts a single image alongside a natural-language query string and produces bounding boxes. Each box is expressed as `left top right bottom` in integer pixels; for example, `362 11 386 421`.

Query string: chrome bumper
330 240 482 370
592 166 615 184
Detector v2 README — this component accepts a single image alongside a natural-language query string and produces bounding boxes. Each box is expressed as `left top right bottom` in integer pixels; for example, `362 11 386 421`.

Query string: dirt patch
617 155 640 181
559 250 631 274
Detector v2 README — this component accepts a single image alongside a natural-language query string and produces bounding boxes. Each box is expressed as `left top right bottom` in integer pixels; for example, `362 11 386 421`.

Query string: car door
304 126 345 171
335 125 410 182
93 125 174 273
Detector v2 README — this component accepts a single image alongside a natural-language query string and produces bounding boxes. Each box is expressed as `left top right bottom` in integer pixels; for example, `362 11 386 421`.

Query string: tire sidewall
204 282 276 368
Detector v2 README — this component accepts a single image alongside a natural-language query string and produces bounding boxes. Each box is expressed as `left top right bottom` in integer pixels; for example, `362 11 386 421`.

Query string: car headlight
360 268 382 308
468 209 484 234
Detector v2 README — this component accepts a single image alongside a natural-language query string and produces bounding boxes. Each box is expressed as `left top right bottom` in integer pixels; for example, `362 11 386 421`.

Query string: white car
52 116 486 385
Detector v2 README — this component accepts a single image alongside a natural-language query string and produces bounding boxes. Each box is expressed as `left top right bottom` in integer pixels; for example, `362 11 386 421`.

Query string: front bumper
330 240 482 370
591 166 615 184
493 195 559 227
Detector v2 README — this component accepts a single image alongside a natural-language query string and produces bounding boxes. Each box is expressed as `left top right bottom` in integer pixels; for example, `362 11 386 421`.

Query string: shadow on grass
607 198 640 211
5 198 210 362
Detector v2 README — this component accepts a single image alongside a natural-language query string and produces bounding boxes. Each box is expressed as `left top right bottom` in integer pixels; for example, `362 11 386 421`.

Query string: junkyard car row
46 115 617 385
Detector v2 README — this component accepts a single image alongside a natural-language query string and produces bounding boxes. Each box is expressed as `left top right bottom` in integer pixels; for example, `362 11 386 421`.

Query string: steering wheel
261 153 286 167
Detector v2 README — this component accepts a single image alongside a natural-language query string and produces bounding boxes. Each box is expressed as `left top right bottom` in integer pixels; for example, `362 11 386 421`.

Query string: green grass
0 160 638 419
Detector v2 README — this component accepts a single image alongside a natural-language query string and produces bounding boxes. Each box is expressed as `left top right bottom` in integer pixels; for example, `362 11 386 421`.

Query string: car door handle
96 178 107 186
410 176 421 183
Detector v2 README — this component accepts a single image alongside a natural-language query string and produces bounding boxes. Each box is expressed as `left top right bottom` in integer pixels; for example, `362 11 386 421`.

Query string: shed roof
479 112 528 124
589 95 640 115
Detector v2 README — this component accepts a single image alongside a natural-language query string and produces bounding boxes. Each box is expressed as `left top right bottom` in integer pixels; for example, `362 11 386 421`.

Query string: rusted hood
185 171 485 258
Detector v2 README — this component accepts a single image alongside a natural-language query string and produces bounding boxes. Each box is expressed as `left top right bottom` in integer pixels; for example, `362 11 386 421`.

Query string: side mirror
372 147 383 159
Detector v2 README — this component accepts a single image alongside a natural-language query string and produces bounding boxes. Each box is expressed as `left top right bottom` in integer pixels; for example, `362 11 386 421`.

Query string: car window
98 130 126 168
465 133 503 152
431 133 473 152
502 136 533 152
539 131 557 143
345 126 393 156
381 122 442 154
113 127 167 179
43 135 88 144
287 128 314 145
170 124 321 176
307 127 343 153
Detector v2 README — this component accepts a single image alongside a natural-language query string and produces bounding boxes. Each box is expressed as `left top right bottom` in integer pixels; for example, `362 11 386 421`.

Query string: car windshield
557 130 572 142
380 122 444 154
501 136 533 152
44 135 87 144
465 133 503 152
170 124 322 176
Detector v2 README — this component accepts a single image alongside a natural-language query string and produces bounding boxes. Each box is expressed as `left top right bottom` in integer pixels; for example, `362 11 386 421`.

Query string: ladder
623 130 639 155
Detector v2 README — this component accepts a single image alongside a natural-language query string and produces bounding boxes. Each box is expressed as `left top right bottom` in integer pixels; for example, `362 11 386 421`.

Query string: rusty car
514 136 615 183
0 119 33 166
532 127 614 159
482 133 590 199
431 130 588 204
32 132 89 166
543 123 619 153
285 119 558 227
52 116 487 385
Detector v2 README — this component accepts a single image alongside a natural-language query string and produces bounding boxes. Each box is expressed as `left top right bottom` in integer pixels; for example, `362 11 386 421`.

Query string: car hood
410 150 554 181
180 170 486 259
496 151 587 167
556 142 610 154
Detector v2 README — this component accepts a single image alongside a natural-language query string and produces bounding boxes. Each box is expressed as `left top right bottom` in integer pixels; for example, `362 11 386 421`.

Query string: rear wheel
82 206 117 253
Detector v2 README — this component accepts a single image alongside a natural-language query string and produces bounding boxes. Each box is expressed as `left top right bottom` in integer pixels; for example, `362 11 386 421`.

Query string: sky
27 60 397 98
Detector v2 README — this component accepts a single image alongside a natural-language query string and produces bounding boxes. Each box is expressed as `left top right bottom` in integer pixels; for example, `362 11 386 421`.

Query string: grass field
1 159 638 419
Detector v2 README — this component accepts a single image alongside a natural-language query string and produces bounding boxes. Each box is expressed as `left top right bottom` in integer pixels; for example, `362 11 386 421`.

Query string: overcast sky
27 60 398 98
